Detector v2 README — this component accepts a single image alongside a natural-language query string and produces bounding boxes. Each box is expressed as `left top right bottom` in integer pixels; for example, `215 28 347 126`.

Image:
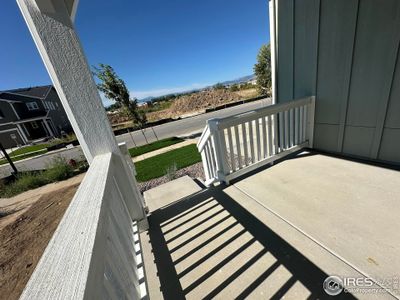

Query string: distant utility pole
0 142 18 174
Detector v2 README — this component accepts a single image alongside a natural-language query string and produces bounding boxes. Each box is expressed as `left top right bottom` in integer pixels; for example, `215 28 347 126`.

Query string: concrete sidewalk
132 139 198 162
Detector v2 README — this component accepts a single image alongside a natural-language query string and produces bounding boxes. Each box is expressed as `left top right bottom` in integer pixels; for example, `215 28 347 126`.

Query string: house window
0 109 4 119
50 102 55 110
26 102 39 110
31 121 39 129
44 101 48 110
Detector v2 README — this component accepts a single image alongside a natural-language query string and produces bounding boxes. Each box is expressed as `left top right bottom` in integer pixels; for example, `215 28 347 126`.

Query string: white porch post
42 119 54 137
16 124 29 144
17 0 145 221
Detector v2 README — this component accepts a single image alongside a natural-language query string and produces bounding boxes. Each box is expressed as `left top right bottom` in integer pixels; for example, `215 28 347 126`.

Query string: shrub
0 156 76 198
165 163 177 181
43 156 74 182
1 173 48 198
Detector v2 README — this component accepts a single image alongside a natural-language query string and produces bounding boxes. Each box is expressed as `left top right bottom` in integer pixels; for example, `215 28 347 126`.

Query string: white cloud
130 83 211 100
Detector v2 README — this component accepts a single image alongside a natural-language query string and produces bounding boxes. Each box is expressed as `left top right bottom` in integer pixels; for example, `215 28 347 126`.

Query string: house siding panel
0 101 18 123
276 0 400 164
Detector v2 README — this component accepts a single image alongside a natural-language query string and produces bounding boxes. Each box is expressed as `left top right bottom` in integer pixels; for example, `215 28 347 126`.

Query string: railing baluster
289 108 294 147
267 115 273 157
299 106 304 143
262 116 267 158
227 127 235 172
242 123 250 165
200 150 211 182
279 112 284 152
273 114 279 154
209 139 218 178
205 142 215 178
294 107 299 145
234 125 242 169
284 110 289 149
256 118 261 161
248 121 254 164
303 105 308 143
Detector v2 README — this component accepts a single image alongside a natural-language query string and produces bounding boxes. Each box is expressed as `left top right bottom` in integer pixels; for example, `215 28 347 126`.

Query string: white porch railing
197 96 315 185
20 149 146 300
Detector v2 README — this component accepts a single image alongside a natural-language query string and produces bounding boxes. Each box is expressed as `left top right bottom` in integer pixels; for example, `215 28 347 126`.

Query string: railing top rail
20 153 113 300
197 125 211 151
217 96 313 129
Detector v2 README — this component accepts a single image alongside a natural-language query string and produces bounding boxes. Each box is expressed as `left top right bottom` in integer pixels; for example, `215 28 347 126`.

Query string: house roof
4 85 52 99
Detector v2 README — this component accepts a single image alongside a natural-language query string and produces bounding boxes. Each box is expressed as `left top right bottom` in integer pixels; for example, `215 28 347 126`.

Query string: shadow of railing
145 187 357 299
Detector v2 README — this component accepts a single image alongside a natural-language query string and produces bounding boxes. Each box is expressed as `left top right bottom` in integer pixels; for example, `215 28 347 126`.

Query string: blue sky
0 0 269 106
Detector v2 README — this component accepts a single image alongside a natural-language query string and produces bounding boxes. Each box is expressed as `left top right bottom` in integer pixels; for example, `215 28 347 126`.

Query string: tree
213 82 225 90
254 44 272 96
93 64 149 144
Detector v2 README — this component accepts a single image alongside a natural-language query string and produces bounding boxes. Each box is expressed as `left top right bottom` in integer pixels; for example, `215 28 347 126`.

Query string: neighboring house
0 85 72 148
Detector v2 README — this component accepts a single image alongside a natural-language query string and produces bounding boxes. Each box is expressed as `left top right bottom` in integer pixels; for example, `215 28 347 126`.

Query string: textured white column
17 0 117 162
17 0 145 220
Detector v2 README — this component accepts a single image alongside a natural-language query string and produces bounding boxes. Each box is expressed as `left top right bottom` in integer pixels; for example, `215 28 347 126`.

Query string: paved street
0 99 270 178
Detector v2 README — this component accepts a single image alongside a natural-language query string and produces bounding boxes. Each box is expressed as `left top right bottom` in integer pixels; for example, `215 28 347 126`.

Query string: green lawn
9 144 49 157
0 149 48 165
128 137 184 157
135 144 201 182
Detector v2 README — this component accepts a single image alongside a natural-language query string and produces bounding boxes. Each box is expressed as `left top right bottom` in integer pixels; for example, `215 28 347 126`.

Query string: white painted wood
279 111 284 151
299 106 304 142
217 97 312 129
209 139 218 178
197 97 315 185
205 142 216 178
308 96 316 148
289 108 294 147
227 127 235 171
284 110 289 149
16 124 29 143
268 115 273 156
241 123 249 166
17 0 145 221
17 0 117 162
303 104 308 143
201 150 211 182
262 116 267 158
248 121 254 164
294 107 299 144
19 153 142 300
197 126 211 151
273 114 279 154
226 142 309 182
234 125 242 169
255 118 261 161
208 119 229 183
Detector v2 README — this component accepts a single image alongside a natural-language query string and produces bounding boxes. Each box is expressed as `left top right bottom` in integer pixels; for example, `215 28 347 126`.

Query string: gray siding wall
276 0 400 164
44 88 72 134
0 101 18 124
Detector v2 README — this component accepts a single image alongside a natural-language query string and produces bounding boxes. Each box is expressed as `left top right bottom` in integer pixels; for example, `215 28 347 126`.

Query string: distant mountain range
219 74 255 86
138 74 255 102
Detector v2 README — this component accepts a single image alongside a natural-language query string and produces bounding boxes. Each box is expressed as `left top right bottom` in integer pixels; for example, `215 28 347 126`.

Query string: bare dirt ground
108 88 259 125
0 175 83 300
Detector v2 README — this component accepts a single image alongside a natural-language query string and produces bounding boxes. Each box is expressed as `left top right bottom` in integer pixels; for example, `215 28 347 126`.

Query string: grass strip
128 137 183 157
135 144 201 182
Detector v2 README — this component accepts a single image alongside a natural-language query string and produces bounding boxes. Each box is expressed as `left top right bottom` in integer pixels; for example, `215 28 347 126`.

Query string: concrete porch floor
140 152 400 299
